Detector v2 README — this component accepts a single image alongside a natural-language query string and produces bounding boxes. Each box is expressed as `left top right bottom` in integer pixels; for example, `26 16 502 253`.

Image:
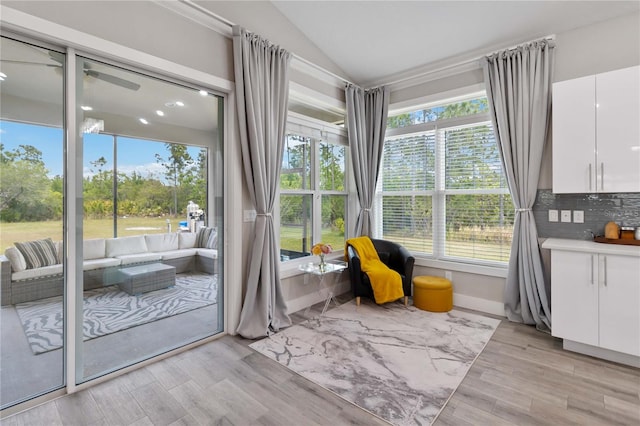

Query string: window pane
381 195 433 254
280 194 312 260
0 37 65 408
445 124 506 190
387 97 489 129
281 135 311 190
319 142 345 191
445 194 514 262
383 133 435 191
321 195 346 248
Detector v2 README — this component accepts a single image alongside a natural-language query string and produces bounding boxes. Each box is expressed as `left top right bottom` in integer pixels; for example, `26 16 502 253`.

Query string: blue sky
1 120 202 180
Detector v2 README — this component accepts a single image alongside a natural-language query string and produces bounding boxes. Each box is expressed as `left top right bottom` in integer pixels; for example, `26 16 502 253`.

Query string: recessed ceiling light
81 105 93 111
139 118 149 125
199 90 208 97
156 110 165 117
165 100 185 108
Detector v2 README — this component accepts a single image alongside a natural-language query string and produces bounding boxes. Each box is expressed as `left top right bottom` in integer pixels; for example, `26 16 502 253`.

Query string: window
377 96 513 265
280 114 348 261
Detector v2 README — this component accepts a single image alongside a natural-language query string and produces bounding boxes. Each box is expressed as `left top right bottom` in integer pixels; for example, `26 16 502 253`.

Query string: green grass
0 217 178 252
280 226 509 263
280 225 346 255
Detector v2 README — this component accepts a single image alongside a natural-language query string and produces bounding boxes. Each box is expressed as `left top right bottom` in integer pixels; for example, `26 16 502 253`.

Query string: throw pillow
195 226 213 248
14 238 59 270
4 247 27 272
206 227 218 249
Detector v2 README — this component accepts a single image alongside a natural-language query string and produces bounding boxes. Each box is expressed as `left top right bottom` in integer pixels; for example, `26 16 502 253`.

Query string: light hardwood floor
2 295 639 425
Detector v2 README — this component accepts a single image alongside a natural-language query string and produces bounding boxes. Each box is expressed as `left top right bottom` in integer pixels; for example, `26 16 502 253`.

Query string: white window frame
279 112 350 267
377 94 511 274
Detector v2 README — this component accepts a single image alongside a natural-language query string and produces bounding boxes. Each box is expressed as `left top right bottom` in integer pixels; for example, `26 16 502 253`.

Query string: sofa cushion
15 238 59 269
116 253 162 266
145 233 179 252
159 248 198 261
206 227 218 249
195 227 214 248
5 247 27 272
55 240 64 264
84 238 106 260
106 236 148 258
179 232 197 249
83 258 121 271
12 264 63 281
196 248 218 259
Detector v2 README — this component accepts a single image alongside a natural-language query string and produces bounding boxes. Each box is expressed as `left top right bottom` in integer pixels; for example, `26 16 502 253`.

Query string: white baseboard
563 340 640 368
287 286 505 318
453 293 506 317
286 280 351 315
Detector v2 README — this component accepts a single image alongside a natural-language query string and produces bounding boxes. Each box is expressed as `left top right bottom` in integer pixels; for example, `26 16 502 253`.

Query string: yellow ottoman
413 276 453 312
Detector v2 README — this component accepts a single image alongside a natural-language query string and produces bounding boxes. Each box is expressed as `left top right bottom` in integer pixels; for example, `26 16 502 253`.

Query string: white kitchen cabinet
598 254 640 356
550 250 599 347
544 238 640 365
552 65 640 193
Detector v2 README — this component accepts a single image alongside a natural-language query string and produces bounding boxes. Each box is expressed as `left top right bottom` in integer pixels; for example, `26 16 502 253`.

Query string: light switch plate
561 210 572 223
573 210 584 223
243 210 256 222
548 210 559 222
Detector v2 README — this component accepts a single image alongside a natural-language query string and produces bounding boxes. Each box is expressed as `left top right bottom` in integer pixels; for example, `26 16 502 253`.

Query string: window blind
379 113 514 265
441 122 513 263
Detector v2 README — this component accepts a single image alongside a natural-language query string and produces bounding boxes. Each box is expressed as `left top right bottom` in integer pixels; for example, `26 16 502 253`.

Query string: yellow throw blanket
345 236 404 304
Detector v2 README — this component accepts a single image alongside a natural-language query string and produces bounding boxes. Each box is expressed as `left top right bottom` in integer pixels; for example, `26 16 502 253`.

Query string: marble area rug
250 299 500 426
15 273 217 355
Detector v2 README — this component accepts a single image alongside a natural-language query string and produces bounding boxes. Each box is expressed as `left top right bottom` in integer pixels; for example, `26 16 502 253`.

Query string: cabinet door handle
589 163 593 192
603 256 608 287
601 162 604 191
590 255 594 284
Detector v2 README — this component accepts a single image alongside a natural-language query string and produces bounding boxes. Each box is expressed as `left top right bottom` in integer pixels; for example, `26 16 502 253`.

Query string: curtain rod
178 0 355 87
380 35 556 89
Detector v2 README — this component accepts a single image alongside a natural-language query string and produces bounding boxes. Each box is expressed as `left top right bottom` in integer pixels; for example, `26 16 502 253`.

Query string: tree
155 144 195 216
0 144 58 221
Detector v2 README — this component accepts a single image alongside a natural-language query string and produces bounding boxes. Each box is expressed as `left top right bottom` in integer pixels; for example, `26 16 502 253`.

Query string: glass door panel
78 57 223 381
0 36 65 408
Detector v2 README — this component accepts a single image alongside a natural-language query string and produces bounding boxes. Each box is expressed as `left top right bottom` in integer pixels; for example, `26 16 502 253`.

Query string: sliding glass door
0 35 224 408
77 57 224 381
0 36 65 408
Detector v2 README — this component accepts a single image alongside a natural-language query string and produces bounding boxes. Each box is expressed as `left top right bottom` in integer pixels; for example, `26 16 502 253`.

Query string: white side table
298 260 348 316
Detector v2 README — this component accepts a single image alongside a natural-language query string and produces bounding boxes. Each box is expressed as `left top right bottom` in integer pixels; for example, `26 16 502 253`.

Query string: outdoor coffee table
118 263 176 295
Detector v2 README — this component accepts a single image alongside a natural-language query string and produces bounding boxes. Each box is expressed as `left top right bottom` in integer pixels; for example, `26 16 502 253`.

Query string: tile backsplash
533 190 640 240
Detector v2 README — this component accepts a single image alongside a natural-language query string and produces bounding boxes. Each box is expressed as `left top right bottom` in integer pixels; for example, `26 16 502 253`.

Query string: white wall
554 12 640 83
3 0 234 81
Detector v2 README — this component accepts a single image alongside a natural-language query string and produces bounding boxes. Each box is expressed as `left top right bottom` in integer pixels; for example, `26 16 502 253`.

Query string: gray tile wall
533 190 640 240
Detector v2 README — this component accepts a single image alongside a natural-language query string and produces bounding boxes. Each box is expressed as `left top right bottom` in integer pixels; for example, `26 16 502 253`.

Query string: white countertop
542 238 640 257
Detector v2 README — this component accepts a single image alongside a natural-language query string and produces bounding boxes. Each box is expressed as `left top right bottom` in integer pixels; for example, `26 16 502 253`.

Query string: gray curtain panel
483 40 554 331
345 84 390 236
233 26 291 338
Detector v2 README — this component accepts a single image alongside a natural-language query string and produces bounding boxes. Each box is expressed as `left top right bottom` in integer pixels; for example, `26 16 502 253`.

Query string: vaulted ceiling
270 1 639 86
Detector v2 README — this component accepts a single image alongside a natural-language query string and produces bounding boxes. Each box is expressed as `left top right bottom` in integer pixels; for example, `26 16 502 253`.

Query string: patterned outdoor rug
16 273 217 355
250 299 500 426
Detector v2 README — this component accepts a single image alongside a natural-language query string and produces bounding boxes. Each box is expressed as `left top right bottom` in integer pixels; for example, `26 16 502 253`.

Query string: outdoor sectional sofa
0 229 218 305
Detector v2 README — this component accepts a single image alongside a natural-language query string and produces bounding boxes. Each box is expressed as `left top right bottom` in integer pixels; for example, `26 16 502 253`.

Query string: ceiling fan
0 51 141 91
